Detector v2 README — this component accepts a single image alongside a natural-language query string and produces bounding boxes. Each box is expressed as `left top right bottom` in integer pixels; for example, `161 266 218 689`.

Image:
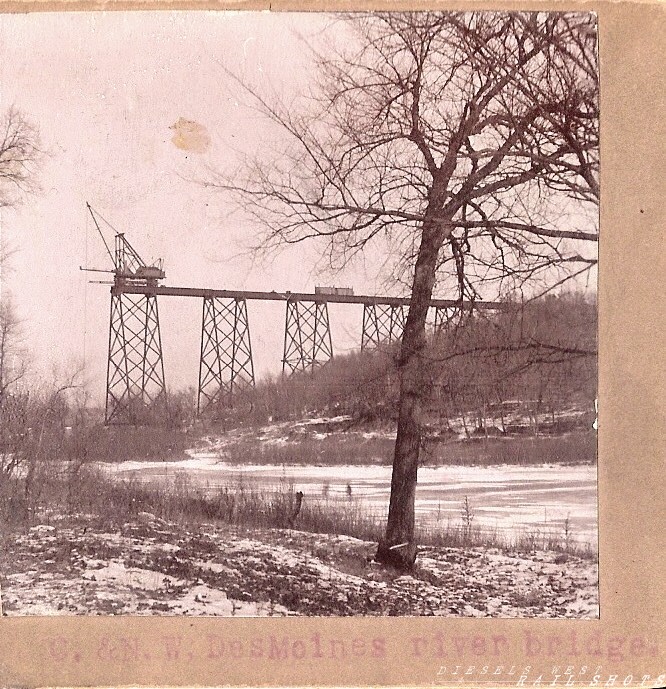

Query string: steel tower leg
105 293 166 425
361 303 407 350
433 306 455 333
198 297 255 415
282 300 333 375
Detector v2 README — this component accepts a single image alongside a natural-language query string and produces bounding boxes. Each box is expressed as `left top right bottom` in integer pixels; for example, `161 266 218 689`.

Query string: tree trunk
376 213 450 570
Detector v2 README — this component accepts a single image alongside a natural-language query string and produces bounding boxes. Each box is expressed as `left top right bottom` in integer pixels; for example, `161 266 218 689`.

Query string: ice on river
99 454 597 547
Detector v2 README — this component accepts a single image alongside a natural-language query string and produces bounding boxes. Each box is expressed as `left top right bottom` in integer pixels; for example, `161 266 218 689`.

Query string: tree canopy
207 11 599 569
211 11 598 300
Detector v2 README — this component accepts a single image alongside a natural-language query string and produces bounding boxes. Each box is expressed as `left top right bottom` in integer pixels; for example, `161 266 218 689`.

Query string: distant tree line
224 292 596 434
427 292 596 436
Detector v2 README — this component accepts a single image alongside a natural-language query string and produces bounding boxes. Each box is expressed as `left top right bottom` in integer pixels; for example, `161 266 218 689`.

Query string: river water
101 453 598 547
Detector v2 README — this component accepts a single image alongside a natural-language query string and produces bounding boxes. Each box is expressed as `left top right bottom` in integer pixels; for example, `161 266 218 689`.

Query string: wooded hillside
225 293 597 436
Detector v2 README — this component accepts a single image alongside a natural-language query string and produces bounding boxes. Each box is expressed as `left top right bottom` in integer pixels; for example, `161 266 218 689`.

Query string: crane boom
86 202 115 266
84 204 166 287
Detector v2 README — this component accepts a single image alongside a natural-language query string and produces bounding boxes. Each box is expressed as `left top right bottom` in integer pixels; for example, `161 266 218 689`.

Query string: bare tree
0 296 29 481
205 12 599 569
0 298 27 405
0 107 41 210
0 105 41 343
0 107 41 485
0 105 40 420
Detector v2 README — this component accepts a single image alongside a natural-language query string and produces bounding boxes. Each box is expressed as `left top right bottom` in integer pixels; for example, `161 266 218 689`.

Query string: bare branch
0 107 42 209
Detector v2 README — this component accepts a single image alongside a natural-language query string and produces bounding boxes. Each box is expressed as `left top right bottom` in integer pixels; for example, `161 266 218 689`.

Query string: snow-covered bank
0 514 597 618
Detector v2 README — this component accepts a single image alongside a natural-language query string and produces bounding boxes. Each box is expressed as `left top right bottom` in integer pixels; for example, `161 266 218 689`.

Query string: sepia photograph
0 10 600 620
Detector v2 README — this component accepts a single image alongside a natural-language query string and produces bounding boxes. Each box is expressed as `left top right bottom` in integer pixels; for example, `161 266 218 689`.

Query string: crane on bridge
82 204 169 425
82 202 166 286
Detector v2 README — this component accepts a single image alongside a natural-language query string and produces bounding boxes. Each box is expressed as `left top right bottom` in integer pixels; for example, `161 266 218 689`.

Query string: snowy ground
0 513 598 618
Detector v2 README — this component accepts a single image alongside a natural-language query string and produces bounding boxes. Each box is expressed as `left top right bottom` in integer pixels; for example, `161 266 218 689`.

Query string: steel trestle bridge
85 205 502 424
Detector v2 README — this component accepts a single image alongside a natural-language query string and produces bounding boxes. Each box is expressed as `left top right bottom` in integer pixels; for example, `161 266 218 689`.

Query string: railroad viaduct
87 207 501 424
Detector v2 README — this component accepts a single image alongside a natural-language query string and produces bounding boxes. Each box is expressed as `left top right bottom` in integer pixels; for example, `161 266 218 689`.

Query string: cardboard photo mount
0 1 664 687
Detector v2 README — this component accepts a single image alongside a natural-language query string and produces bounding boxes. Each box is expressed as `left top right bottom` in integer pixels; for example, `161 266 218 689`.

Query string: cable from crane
83 205 88 371
85 202 116 268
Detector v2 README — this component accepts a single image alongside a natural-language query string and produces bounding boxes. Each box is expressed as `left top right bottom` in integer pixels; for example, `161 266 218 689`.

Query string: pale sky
0 11 598 403
0 11 382 401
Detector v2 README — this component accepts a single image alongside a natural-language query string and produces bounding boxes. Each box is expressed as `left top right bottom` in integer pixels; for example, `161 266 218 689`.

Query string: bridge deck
112 283 503 309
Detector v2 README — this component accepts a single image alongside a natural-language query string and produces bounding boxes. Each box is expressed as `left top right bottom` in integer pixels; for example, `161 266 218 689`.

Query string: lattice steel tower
361 303 407 350
85 205 503 421
198 297 255 415
87 205 167 425
282 299 333 374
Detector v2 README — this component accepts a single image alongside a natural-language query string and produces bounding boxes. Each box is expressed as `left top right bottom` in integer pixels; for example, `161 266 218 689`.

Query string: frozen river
105 455 597 545
103 455 597 546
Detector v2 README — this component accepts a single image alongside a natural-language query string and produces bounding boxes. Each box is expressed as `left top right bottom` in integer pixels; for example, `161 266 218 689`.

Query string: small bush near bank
61 424 194 464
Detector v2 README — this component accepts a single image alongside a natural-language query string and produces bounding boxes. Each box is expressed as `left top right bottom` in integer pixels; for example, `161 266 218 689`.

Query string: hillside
214 294 597 442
